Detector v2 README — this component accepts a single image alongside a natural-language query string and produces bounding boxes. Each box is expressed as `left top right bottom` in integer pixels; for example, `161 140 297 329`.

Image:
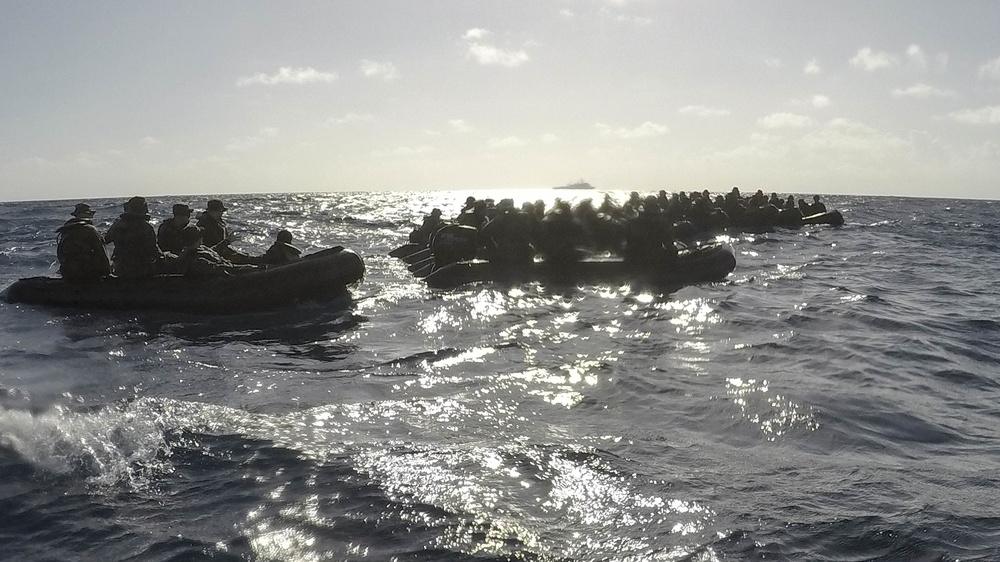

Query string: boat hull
388 243 424 259
2 247 365 315
729 207 844 232
424 243 736 289
801 210 844 226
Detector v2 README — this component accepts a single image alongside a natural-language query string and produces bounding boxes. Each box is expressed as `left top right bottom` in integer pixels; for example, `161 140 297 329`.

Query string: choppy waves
1 193 999 560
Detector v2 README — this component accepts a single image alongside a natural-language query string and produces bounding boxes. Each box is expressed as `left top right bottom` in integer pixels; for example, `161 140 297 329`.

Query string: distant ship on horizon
553 179 596 190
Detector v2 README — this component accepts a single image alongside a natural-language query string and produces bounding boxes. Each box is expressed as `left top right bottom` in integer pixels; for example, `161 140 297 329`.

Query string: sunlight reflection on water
726 377 819 441
350 442 721 561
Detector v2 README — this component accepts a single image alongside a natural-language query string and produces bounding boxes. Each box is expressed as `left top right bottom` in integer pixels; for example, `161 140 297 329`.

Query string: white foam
0 402 170 489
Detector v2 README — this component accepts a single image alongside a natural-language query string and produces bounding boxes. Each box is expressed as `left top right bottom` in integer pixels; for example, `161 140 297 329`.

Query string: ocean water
0 191 998 561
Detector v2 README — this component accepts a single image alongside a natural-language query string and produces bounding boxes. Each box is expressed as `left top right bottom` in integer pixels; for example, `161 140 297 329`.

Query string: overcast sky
2 1 999 201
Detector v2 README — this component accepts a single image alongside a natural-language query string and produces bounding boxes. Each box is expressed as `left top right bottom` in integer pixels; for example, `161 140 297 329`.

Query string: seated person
456 200 488 230
195 198 259 264
811 195 827 214
536 201 587 264
430 223 479 267
480 200 533 267
797 198 811 216
262 230 302 265
157 203 193 255
173 225 256 279
408 208 444 245
195 199 230 248
104 196 162 279
56 203 112 282
623 196 677 268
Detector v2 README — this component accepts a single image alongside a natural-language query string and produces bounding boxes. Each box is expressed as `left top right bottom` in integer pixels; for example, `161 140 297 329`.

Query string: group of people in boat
55 197 303 283
406 188 832 270
53 188 833 283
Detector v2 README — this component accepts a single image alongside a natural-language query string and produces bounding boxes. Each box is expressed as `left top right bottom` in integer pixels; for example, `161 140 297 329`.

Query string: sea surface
0 190 998 561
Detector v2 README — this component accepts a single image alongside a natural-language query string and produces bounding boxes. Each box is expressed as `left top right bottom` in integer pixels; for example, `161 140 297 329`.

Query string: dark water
1 191 998 561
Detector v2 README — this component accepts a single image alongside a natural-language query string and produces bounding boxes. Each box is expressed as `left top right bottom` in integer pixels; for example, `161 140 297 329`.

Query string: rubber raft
1 247 365 315
423 243 736 289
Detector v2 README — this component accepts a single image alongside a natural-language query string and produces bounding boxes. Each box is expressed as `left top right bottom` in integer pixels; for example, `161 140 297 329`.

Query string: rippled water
1 191 998 561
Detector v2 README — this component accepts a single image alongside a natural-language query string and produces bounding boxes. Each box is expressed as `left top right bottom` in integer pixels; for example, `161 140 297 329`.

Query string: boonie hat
123 196 149 215
71 203 95 218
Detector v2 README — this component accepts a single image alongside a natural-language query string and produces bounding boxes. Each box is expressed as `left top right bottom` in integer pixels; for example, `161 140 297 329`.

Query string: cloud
850 48 899 71
237 67 338 86
758 113 815 129
678 105 730 117
597 3 653 25
374 145 434 157
22 151 111 169
226 127 278 151
800 118 908 153
905 45 948 73
559 9 575 18
907 44 927 71
715 118 946 177
891 83 956 98
462 28 530 67
764 58 782 69
812 95 831 108
139 136 161 148
804 58 821 75
539 133 560 144
748 132 782 144
595 121 668 139
466 43 530 67
449 119 473 133
488 136 527 148
609 12 653 25
948 106 1000 125
463 28 491 40
360 60 398 81
28 154 90 168
327 113 374 125
979 56 1000 81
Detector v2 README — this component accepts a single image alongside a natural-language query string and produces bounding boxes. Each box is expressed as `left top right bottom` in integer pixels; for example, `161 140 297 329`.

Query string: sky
2 1 999 202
